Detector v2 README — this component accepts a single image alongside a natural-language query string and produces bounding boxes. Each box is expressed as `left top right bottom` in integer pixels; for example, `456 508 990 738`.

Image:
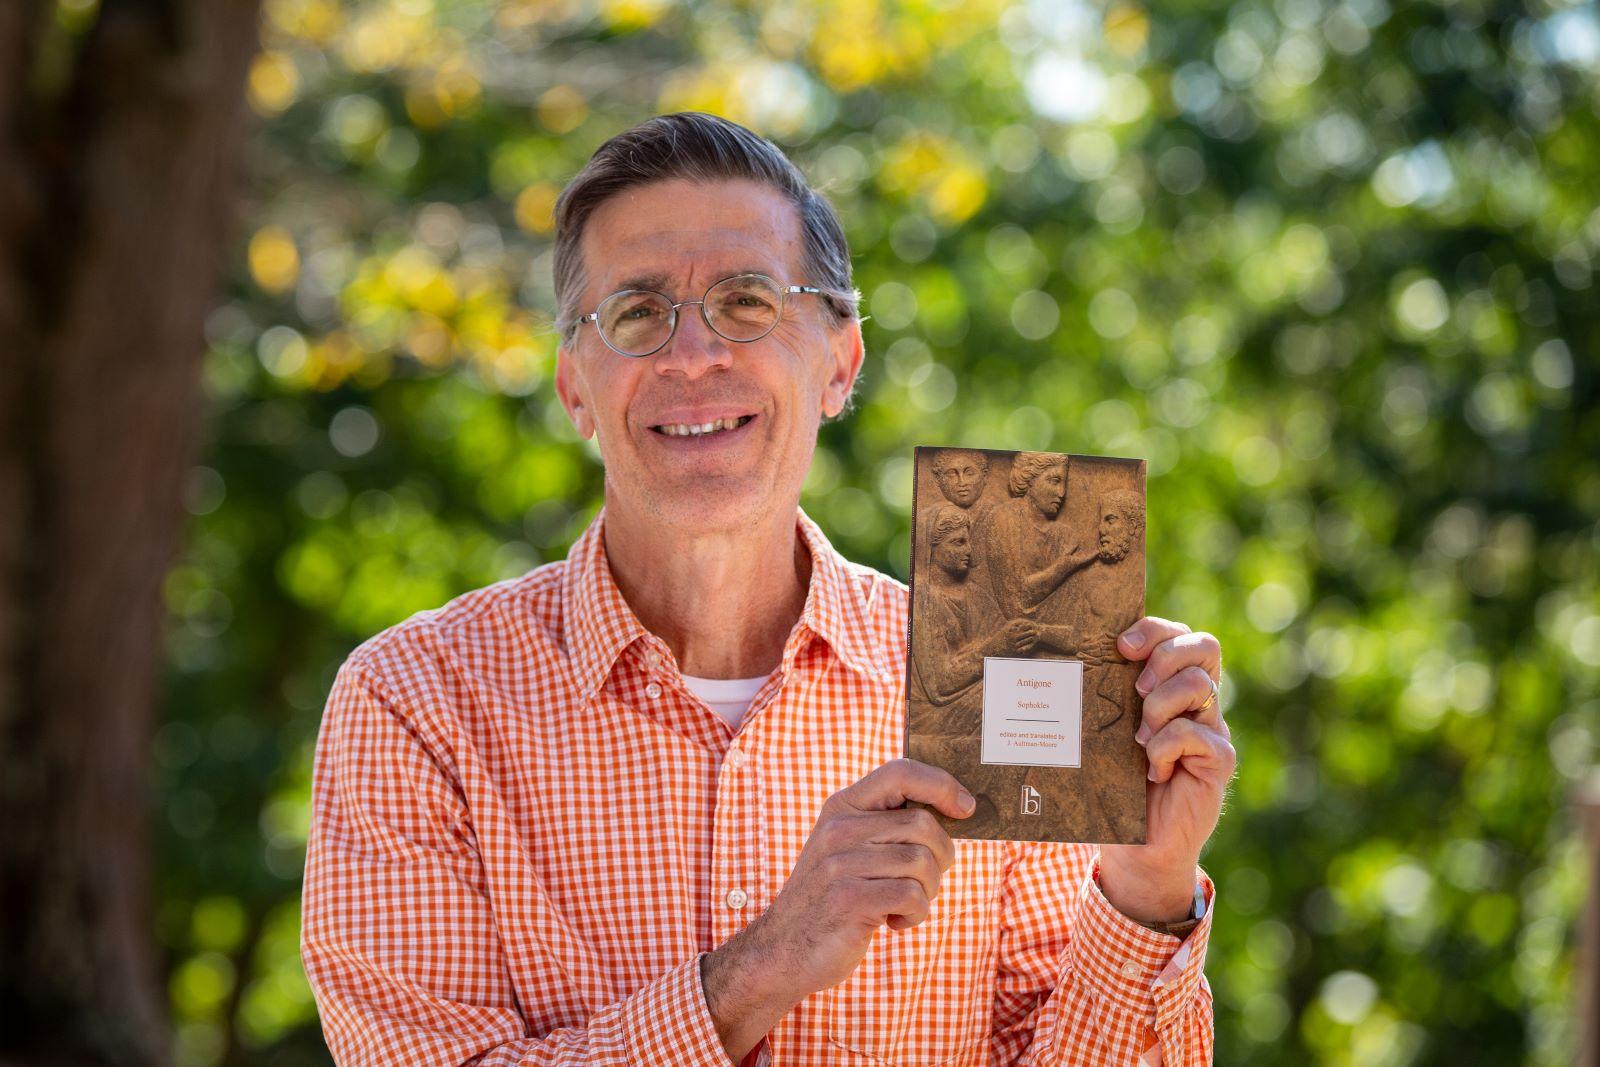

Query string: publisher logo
1020 784 1042 815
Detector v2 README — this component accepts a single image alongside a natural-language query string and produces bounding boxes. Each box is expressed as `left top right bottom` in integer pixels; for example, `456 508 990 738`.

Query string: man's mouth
649 415 755 438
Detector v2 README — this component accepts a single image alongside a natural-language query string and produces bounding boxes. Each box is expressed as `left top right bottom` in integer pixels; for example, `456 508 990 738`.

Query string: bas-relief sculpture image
905 447 1149 844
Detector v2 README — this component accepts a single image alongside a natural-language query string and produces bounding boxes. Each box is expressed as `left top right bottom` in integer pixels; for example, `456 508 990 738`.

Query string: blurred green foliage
149 0 1598 1062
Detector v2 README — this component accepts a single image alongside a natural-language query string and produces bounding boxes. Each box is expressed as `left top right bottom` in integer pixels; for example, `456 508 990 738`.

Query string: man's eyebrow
609 266 780 295
613 271 672 294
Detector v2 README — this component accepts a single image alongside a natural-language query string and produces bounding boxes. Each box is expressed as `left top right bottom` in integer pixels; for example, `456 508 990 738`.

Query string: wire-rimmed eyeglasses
576 272 824 357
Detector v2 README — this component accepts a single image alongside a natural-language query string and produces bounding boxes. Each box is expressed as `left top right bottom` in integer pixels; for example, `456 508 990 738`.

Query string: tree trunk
0 2 260 1063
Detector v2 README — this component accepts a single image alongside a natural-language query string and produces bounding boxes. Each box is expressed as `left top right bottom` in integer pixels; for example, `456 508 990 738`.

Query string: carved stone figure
929 449 990 510
928 448 995 575
979 452 1099 624
1071 489 1145 732
909 503 1036 731
907 502 1052 837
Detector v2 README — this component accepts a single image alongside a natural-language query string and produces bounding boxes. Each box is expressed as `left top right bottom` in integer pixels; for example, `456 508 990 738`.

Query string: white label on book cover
980 657 1083 767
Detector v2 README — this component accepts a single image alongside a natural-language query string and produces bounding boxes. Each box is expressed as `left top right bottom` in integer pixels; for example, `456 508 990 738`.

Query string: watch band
1136 882 1206 938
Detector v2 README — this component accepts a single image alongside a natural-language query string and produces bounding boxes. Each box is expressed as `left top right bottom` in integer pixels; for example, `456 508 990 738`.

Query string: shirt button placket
711 742 755 945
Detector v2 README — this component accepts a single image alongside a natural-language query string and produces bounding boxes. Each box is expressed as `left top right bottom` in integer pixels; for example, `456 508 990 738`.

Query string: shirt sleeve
300 657 735 1067
988 844 1215 1066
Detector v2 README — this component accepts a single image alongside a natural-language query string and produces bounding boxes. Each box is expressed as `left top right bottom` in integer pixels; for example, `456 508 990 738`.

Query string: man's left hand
1098 616 1237 925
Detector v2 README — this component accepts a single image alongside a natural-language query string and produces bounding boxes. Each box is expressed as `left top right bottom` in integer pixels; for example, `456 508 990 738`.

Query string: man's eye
620 304 661 321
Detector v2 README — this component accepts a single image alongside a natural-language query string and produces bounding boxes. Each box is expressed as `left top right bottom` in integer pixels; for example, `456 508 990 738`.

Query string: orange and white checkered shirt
301 506 1216 1066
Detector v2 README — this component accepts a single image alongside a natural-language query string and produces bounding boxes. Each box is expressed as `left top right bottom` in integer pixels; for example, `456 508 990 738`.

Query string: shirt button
725 888 748 910
645 682 662 699
726 747 748 769
1120 960 1143 979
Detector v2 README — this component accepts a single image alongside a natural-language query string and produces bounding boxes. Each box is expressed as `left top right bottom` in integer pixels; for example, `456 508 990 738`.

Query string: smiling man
301 113 1237 1067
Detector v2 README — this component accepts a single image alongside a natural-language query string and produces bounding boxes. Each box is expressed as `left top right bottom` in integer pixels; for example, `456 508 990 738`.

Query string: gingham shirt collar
561 504 886 705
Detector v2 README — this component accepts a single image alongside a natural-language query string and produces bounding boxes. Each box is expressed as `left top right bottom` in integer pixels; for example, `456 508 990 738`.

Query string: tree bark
0 2 260 1063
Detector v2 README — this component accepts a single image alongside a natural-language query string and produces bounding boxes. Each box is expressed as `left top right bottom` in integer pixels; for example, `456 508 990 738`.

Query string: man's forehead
582 180 805 293
599 232 789 289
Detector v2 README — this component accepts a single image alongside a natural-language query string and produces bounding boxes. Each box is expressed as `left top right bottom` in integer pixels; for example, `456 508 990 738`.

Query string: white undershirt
681 672 771 731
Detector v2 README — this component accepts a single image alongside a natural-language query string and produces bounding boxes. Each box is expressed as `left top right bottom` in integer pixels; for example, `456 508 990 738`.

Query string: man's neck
600 497 811 679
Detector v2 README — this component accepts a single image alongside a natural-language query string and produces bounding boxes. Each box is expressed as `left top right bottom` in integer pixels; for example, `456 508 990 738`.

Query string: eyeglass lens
597 274 784 355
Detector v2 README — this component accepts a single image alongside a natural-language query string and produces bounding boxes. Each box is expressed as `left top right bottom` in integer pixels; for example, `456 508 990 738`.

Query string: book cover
903 446 1148 843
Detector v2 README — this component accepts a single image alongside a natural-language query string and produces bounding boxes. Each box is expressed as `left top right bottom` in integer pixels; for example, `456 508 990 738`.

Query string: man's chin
635 476 780 530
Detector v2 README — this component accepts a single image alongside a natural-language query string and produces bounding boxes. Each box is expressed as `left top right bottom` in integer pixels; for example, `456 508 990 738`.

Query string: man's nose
651 303 734 378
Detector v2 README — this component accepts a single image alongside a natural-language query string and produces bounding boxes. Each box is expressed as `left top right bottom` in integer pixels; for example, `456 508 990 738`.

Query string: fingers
1118 616 1191 662
1144 717 1237 785
869 878 933 929
809 860 933 931
808 826 950 932
1134 630 1222 695
1121 623 1227 745
864 805 956 873
835 758 976 821
1136 665 1227 744
843 840 945 907
1008 621 1040 651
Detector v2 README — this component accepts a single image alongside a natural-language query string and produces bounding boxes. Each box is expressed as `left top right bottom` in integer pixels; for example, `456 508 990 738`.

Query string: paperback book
903 446 1148 843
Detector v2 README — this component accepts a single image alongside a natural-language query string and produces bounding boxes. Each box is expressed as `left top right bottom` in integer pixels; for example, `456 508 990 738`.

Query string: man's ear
554 343 596 439
821 319 865 420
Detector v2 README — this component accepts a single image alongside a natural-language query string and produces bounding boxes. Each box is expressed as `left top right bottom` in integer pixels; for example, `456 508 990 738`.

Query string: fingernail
1148 764 1160 782
957 789 976 814
1135 723 1151 746
1122 629 1145 649
1136 669 1153 694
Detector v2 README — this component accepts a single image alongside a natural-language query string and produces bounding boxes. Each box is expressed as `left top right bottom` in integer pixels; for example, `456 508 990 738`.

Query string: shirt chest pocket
822 852 1002 1066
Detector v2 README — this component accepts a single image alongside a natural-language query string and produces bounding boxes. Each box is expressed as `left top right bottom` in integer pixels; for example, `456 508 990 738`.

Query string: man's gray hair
552 112 861 342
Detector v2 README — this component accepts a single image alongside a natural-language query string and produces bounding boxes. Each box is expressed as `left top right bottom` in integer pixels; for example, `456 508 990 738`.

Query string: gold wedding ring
1198 673 1220 712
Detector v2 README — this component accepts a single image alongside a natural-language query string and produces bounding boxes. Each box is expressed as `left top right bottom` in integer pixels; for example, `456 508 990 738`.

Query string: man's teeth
656 416 750 436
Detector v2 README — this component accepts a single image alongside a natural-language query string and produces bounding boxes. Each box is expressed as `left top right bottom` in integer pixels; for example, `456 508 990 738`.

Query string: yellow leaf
248 52 300 117
537 85 588 134
248 226 300 294
601 0 673 32
433 62 482 118
1104 4 1150 57
929 163 988 225
515 183 560 235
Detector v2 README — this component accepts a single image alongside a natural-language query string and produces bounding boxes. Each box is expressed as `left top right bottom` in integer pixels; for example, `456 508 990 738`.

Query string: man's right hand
699 758 976 1061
